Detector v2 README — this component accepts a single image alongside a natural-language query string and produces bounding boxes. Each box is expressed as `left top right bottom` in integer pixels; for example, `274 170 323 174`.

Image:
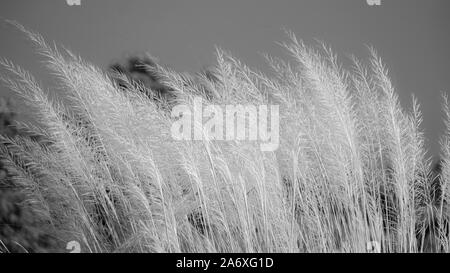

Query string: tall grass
0 23 448 253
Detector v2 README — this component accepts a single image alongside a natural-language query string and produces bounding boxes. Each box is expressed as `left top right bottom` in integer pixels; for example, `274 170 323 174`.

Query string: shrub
0 99 58 253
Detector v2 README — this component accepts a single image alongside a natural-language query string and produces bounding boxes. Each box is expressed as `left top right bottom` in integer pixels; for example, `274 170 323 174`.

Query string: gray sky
0 0 449 161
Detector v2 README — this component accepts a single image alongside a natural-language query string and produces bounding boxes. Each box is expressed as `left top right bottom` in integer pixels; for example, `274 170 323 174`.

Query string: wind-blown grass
0 22 448 253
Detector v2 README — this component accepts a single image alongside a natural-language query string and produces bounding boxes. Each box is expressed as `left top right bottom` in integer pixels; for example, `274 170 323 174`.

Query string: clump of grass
0 22 448 253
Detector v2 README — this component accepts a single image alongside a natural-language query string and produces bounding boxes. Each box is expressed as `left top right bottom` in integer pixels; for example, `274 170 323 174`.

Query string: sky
0 0 449 161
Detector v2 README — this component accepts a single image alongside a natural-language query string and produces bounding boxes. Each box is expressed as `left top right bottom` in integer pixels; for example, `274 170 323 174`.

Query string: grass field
0 22 449 253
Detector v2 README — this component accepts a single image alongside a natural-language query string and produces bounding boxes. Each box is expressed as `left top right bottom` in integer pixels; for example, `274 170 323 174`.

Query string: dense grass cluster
0 22 449 253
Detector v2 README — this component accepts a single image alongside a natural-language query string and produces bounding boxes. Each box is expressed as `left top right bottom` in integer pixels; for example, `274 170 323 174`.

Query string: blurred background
0 0 449 161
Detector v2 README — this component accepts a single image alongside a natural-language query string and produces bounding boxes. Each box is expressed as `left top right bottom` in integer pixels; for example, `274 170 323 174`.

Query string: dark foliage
0 98 59 252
